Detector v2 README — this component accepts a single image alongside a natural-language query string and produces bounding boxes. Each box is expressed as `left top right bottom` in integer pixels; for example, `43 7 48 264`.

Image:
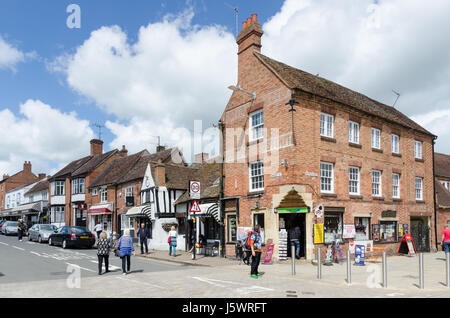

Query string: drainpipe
432 137 439 251
219 120 226 257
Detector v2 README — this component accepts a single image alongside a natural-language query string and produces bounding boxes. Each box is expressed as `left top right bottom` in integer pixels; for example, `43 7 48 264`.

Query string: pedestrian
97 232 110 275
188 227 196 253
168 226 177 257
250 225 262 279
441 225 450 254
117 229 135 275
17 219 25 241
93 222 103 239
289 225 301 259
137 223 150 254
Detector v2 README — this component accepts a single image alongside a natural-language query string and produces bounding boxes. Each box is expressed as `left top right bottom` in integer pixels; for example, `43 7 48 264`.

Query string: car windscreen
68 227 89 234
7 222 18 226
40 225 56 231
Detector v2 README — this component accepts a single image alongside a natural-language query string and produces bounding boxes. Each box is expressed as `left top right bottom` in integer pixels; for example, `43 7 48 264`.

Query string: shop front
122 205 153 243
188 202 222 256
88 203 113 236
74 203 87 227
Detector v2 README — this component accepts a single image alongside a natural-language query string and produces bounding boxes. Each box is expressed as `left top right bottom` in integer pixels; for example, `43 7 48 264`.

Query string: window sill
373 240 399 244
247 191 264 197
415 158 424 163
349 195 363 200
416 200 426 204
392 153 402 158
372 148 383 153
349 142 362 149
247 138 264 147
372 196 385 201
320 193 337 198
321 136 337 143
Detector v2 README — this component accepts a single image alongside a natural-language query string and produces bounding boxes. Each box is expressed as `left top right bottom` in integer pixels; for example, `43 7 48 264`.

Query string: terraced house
221 14 436 260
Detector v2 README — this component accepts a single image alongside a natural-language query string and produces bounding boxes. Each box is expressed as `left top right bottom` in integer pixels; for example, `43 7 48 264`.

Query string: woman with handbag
117 229 135 275
168 226 177 257
97 232 110 275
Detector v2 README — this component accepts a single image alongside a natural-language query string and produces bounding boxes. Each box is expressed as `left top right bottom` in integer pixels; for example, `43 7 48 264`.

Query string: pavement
1 234 450 298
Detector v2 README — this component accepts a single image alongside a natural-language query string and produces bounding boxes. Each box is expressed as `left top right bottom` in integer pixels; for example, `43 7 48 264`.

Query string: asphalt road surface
0 233 184 284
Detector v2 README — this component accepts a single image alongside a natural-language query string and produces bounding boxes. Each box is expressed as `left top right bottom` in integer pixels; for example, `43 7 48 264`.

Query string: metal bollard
346 250 351 284
291 245 296 275
382 252 387 288
419 253 424 289
446 252 450 288
317 247 322 279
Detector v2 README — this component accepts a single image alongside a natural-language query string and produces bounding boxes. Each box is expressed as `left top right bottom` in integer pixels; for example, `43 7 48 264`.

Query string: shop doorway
281 213 306 258
410 217 430 252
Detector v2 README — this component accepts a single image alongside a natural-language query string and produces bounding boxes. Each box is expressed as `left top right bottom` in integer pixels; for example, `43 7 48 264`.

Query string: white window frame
371 128 381 149
100 187 108 203
414 140 422 159
415 177 423 201
392 173 400 198
249 110 264 142
349 166 360 195
320 162 334 194
249 161 264 192
349 121 360 144
126 186 133 197
372 170 382 197
320 113 334 138
52 181 65 196
440 181 450 191
92 188 98 196
391 134 400 154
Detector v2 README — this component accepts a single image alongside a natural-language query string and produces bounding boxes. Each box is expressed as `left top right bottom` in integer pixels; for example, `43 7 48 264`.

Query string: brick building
220 14 436 260
435 153 450 246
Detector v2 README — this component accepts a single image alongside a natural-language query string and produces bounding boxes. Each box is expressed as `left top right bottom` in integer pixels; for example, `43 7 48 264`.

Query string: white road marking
90 260 121 270
30 251 42 257
65 262 96 273
26 242 35 245
116 276 165 289
0 242 9 246
192 277 274 295
12 246 25 251
192 276 243 287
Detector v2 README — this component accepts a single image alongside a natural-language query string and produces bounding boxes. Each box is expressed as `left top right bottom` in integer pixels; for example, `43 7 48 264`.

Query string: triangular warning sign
189 200 201 213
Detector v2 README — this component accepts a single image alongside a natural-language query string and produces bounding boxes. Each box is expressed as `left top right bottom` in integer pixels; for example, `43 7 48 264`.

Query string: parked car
28 224 58 243
48 226 95 249
1 221 19 236
0 220 5 232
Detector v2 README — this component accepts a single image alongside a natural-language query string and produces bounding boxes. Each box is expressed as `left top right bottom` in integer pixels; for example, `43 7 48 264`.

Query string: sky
0 0 449 176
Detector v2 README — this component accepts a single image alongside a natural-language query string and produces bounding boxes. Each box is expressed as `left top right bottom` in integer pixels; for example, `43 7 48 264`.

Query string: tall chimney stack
154 160 166 187
23 161 32 173
90 139 103 156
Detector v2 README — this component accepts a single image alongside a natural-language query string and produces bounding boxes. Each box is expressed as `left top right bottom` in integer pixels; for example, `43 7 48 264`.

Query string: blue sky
1 0 449 175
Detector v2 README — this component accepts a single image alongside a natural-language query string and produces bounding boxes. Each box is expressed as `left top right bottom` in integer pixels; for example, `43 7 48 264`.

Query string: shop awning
0 209 12 217
196 203 221 223
88 203 112 215
126 205 152 219
10 202 41 215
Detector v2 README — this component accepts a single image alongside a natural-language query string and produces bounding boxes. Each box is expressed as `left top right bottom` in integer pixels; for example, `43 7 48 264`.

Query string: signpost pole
192 216 196 260
291 245 296 275
446 252 450 288
382 252 387 288
317 247 322 279
419 252 424 289
346 250 351 284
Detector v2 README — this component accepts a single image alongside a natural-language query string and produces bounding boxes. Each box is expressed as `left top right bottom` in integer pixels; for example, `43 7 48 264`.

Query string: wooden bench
366 246 385 263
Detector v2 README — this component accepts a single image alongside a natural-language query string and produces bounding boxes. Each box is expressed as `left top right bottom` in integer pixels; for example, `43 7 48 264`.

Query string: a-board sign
263 244 275 264
189 181 201 199
189 200 201 213
397 234 417 256
354 245 366 266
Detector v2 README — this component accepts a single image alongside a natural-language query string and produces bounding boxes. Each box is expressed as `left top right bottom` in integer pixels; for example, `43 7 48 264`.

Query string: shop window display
374 221 398 242
354 217 370 241
324 212 343 244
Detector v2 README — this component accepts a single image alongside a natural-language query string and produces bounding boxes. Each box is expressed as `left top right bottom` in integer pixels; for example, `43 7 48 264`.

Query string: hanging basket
162 222 178 232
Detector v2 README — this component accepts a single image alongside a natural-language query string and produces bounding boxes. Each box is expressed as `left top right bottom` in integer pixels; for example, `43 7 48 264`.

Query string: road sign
189 200 201 213
190 181 201 199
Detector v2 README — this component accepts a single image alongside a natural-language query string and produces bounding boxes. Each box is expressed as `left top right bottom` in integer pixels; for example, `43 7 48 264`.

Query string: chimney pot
119 145 128 158
252 13 258 22
242 21 247 29
247 17 252 25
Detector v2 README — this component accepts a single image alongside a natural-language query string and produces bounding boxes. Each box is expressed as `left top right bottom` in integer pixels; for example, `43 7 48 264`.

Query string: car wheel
62 239 67 249
28 234 33 242
38 236 42 244
48 238 53 246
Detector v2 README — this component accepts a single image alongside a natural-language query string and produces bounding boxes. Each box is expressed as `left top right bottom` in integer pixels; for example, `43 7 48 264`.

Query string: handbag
168 237 171 243
114 248 121 257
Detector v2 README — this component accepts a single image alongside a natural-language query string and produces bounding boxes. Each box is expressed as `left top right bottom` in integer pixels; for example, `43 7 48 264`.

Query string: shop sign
354 245 365 266
314 224 324 244
263 244 275 264
343 224 356 239
277 207 309 214
381 210 396 218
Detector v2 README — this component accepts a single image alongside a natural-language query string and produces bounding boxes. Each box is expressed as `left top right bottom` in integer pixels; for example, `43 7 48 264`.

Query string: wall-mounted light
281 159 288 167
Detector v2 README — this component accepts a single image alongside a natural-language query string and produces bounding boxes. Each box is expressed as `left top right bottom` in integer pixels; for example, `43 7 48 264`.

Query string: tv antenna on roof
392 90 401 108
224 2 239 37
93 123 104 140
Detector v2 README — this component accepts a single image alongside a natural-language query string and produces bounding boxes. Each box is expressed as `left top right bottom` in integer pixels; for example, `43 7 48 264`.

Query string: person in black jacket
289 225 301 259
137 223 150 254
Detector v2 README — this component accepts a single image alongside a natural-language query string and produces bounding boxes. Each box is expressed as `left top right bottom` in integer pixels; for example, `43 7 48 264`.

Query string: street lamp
228 85 256 101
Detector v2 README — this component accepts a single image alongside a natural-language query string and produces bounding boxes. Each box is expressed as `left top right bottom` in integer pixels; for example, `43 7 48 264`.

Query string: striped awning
126 205 153 220
197 203 221 223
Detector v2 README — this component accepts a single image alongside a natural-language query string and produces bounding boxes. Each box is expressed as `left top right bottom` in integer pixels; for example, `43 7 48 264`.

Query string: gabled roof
89 150 149 188
174 162 222 204
254 51 435 137
25 178 50 195
51 156 92 180
435 153 450 178
148 147 186 165
72 149 119 177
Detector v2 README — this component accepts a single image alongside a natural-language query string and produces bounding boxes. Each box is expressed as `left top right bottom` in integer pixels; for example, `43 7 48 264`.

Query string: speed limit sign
190 181 201 199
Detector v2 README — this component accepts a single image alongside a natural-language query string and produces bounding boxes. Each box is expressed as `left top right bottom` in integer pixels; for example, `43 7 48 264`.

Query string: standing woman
117 229 135 275
97 232 110 275
168 226 177 257
250 225 262 279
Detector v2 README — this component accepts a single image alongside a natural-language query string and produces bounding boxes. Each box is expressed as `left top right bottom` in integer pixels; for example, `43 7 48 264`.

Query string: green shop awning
277 207 310 213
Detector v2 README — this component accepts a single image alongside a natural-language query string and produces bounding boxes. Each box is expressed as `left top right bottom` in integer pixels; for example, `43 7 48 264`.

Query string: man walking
137 223 150 254
17 219 25 242
441 225 450 254
250 225 262 279
289 225 301 259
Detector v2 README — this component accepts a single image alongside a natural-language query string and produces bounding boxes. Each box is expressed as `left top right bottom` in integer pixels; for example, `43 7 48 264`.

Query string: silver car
1 221 19 236
28 224 58 243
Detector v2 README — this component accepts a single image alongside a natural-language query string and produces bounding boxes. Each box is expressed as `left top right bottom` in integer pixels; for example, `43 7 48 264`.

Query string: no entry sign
190 181 201 199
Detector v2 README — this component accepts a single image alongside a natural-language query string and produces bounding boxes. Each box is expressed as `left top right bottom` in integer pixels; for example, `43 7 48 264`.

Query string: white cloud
0 100 94 176
0 35 35 71
263 0 450 152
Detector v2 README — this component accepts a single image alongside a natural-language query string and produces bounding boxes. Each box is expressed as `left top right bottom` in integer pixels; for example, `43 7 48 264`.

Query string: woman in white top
168 226 177 257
